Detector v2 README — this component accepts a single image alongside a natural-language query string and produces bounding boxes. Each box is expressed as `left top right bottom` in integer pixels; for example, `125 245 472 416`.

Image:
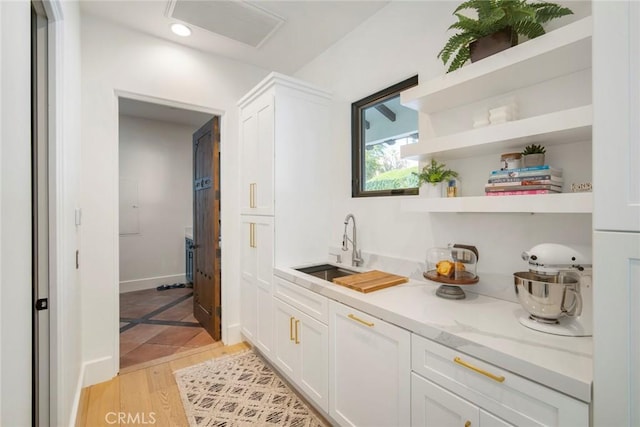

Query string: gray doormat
173 350 328 426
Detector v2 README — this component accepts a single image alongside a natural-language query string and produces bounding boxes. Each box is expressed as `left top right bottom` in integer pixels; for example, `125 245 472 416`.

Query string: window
351 76 419 197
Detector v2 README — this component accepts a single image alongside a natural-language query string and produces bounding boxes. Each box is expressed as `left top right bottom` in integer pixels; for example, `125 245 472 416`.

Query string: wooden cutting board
332 270 409 293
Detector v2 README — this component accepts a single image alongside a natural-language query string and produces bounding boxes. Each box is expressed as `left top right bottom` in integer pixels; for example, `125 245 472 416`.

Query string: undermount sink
295 264 359 282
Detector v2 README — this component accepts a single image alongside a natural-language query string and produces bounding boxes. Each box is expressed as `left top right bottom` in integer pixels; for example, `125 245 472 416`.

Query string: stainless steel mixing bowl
513 271 581 322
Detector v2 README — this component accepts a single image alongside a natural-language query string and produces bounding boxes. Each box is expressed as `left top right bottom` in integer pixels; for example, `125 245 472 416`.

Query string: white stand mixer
514 243 593 337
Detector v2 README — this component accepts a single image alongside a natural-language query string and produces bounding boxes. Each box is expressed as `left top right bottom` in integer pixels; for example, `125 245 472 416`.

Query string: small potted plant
438 0 573 73
521 143 546 167
413 159 459 198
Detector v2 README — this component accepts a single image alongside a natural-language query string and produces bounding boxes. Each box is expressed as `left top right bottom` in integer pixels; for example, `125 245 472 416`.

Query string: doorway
116 97 220 370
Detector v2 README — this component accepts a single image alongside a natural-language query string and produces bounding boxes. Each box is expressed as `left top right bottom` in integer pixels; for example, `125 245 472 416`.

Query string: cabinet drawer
274 276 328 324
411 334 588 427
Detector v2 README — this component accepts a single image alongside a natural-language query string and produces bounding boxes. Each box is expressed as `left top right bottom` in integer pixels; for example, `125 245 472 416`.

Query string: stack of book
485 165 563 196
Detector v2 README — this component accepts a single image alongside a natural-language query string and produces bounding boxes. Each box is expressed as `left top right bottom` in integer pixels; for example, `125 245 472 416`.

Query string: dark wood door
193 117 221 341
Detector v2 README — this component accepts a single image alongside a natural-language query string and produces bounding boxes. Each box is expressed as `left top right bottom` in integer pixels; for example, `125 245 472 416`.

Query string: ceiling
80 0 390 75
86 0 389 125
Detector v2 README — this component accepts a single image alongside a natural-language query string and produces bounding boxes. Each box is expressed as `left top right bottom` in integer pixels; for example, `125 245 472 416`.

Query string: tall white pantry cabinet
238 73 332 357
592 2 640 426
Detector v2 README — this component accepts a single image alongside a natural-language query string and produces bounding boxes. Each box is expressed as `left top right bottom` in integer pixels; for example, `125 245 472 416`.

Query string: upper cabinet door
240 92 275 216
593 1 640 232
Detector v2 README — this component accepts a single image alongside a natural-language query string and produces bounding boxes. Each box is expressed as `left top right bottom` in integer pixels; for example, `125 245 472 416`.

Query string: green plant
412 159 459 185
521 143 546 155
438 0 573 73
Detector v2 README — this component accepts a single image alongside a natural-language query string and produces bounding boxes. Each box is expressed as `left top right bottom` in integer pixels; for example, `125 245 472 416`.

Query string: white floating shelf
401 105 592 160
401 192 593 214
401 17 592 113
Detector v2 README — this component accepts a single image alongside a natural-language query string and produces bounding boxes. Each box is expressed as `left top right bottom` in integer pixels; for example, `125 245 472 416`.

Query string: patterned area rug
174 350 328 427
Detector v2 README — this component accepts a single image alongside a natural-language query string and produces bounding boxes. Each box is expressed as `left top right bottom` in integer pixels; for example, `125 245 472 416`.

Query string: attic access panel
168 0 285 48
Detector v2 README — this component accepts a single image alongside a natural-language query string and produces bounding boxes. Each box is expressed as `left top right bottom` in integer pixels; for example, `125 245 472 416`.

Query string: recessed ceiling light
171 23 191 37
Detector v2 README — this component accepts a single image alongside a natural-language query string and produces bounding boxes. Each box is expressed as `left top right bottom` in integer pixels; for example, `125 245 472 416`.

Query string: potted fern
413 159 459 198
521 143 546 167
438 0 573 73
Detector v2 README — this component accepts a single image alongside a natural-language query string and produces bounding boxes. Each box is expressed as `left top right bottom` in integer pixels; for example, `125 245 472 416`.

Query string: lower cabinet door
330 301 411 427
412 372 479 427
240 276 256 343
480 410 513 427
255 284 273 356
273 298 329 412
412 373 513 427
298 308 328 412
273 298 298 379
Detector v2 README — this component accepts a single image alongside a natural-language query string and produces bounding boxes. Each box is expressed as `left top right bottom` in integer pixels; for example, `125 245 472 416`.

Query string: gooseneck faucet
342 213 363 267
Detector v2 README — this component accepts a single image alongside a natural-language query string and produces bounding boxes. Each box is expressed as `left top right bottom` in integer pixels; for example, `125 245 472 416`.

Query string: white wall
119 115 196 292
80 13 269 385
0 1 32 425
295 2 593 298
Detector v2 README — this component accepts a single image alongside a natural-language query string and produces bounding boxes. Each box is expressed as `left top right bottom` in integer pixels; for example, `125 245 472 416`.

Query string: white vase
421 182 444 198
523 153 545 167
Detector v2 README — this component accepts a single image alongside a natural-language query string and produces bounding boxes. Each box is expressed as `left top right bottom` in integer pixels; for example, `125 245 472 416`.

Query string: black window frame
351 75 419 198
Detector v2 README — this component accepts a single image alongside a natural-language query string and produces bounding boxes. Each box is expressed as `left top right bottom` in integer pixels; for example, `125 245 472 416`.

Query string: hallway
119 287 215 370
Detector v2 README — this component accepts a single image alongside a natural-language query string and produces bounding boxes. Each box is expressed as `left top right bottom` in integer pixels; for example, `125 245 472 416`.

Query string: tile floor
119 286 216 369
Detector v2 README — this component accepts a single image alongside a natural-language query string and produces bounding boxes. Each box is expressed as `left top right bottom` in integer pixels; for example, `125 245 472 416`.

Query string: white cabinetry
593 231 640 426
272 277 329 412
400 17 593 214
411 334 588 427
593 2 640 232
412 373 512 427
329 300 410 427
593 3 640 425
237 72 332 265
239 215 273 355
238 73 331 353
240 91 274 216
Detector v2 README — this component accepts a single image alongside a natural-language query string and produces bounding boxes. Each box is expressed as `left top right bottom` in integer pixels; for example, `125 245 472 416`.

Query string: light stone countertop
274 262 593 403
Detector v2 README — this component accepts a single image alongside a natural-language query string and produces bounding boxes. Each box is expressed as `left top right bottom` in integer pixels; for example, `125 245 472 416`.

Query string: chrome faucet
342 213 363 267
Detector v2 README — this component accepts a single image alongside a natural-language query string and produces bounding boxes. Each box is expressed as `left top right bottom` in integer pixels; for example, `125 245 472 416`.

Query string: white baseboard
82 355 115 387
119 273 186 294
68 361 87 427
224 322 242 345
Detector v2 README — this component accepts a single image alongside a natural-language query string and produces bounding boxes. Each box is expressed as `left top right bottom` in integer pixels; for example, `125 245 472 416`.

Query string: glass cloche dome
424 244 479 299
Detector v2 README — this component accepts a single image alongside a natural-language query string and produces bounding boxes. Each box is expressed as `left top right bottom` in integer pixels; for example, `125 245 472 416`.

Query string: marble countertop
274 262 593 403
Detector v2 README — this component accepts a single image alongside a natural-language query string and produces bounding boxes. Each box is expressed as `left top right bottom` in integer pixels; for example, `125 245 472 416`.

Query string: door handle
294 319 300 344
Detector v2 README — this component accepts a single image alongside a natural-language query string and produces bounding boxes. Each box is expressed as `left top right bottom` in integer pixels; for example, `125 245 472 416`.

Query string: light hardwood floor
76 341 251 426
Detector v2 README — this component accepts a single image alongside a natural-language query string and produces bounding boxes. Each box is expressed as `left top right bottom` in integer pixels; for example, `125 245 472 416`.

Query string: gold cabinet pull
453 357 505 383
294 319 300 344
249 223 257 248
464 421 471 427
249 183 257 208
348 314 374 327
290 317 295 341
252 223 256 248
249 223 253 247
